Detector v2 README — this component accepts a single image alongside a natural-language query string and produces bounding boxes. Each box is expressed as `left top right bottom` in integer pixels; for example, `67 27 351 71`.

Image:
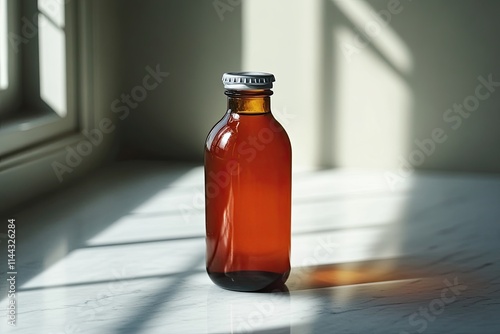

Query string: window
0 0 21 119
0 0 78 157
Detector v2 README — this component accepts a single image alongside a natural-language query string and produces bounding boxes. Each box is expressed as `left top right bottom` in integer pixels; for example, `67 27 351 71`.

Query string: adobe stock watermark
51 64 169 182
340 0 412 63
232 288 287 333
400 277 467 334
385 74 500 190
213 0 241 22
178 107 296 223
48 265 134 334
235 234 339 333
9 0 72 53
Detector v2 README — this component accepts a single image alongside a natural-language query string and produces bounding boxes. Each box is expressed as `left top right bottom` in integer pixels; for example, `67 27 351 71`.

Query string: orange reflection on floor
287 258 431 290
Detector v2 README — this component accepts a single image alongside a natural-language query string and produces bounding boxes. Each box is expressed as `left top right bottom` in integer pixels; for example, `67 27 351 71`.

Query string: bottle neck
225 90 272 114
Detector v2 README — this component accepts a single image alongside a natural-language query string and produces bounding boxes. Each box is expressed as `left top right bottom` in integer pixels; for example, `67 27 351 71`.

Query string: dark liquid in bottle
205 112 291 292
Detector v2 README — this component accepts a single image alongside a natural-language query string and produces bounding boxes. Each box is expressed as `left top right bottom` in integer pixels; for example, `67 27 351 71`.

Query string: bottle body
205 95 291 291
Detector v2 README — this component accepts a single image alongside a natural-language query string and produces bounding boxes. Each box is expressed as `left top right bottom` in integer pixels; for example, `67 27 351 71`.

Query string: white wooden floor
1 161 499 333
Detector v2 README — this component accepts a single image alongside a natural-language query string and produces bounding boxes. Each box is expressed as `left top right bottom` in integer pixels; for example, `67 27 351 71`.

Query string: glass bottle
205 72 292 292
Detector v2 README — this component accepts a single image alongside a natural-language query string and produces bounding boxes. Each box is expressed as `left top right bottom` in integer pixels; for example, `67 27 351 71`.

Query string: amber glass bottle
205 72 292 292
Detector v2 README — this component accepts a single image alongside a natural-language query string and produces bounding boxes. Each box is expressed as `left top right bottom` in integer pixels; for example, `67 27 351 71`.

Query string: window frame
0 0 103 213
0 0 84 158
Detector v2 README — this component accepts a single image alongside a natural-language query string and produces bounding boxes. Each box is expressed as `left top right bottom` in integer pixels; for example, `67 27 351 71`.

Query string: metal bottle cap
222 72 275 90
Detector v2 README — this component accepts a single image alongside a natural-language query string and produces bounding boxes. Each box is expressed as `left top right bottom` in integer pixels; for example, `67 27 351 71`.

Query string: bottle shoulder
205 112 291 156
205 112 232 152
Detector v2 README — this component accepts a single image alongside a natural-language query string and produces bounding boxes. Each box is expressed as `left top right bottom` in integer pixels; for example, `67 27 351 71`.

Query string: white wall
116 0 500 173
116 0 242 161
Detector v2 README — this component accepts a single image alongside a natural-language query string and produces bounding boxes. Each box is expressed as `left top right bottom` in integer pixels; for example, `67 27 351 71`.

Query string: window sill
0 130 113 213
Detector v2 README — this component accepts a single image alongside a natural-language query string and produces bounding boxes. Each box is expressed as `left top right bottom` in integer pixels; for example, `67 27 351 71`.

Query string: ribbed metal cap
222 72 275 90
